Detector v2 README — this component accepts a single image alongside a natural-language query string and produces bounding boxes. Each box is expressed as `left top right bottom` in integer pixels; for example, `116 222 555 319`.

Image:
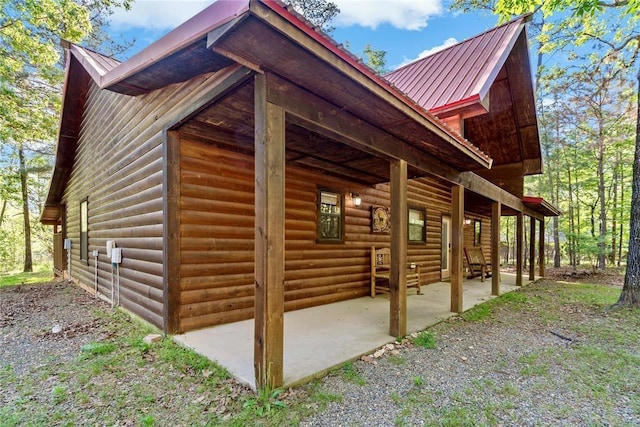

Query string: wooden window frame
80 198 88 264
474 219 482 246
316 188 345 244
408 206 426 244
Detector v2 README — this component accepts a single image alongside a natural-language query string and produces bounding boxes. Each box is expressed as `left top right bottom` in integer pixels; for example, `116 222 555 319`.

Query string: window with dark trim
80 199 88 262
474 219 482 246
317 189 344 242
408 207 426 243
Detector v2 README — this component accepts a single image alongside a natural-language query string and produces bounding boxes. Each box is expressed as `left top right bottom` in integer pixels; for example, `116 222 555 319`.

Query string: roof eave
101 0 250 90
254 0 492 170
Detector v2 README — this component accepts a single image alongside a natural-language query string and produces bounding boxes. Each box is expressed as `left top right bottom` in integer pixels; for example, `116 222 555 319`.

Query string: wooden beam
390 159 407 337
254 73 285 390
247 0 491 169
451 185 464 312
459 172 524 212
163 130 181 334
516 212 523 286
491 201 501 296
165 64 253 130
265 74 464 182
539 218 545 277
529 216 536 281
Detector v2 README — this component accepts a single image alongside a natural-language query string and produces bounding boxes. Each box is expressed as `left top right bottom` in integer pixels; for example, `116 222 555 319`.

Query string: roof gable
386 14 530 115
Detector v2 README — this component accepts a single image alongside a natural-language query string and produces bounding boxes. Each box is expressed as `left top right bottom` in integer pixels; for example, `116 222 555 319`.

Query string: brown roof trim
100 0 250 90
523 196 561 217
253 0 491 168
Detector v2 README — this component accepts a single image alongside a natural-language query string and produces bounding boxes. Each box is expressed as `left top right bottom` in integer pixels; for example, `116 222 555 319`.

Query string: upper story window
317 190 344 243
80 199 88 262
408 207 426 243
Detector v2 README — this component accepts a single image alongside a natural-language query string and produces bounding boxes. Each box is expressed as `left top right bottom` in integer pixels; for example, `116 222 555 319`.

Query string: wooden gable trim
244 0 491 169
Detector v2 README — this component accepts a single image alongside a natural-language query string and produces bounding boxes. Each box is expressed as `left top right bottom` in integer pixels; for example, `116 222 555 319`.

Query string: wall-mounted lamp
464 217 472 225
351 192 362 208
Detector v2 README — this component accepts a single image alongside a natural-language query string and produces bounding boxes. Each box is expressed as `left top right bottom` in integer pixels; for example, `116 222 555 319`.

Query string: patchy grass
414 331 437 349
0 266 52 287
340 362 366 386
3 276 639 425
461 290 528 322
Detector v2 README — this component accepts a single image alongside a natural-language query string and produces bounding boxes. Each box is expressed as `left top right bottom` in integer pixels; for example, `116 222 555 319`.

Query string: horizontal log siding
63 71 225 329
179 139 458 331
462 214 493 272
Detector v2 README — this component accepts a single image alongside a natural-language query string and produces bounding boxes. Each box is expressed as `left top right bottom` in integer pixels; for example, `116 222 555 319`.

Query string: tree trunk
597 134 607 270
616 68 640 307
0 199 6 228
619 175 625 267
19 146 33 273
610 154 619 266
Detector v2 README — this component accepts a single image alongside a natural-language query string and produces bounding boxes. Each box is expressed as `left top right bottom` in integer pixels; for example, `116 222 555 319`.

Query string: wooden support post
529 216 536 281
491 201 501 296
451 185 464 312
390 159 407 337
516 212 524 286
254 74 285 390
163 130 181 334
539 218 545 277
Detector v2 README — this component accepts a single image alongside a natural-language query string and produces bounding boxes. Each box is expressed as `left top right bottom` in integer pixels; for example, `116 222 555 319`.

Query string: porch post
390 159 407 337
539 218 545 277
451 185 464 312
491 201 501 295
516 212 524 286
163 130 181 334
529 216 536 281
254 73 285 389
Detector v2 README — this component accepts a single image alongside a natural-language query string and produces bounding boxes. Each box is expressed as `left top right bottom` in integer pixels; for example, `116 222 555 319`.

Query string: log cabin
40 0 559 388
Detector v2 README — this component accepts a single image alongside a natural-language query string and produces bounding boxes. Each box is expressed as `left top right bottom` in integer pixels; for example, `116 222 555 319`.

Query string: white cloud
109 0 214 30
333 0 443 30
108 0 444 32
395 37 457 69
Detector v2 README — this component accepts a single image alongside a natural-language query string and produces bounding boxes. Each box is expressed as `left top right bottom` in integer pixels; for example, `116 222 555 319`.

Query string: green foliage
341 362 366 385
243 386 286 417
0 266 51 287
363 43 388 74
461 304 492 322
414 331 437 349
284 0 340 33
51 385 68 404
157 339 230 378
80 342 117 356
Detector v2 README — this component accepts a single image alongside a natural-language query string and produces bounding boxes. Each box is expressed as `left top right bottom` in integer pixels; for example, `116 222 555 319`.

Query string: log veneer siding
63 71 228 329
178 138 470 332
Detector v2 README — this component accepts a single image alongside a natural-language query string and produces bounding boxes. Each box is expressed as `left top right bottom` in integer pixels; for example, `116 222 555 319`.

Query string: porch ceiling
179 80 430 185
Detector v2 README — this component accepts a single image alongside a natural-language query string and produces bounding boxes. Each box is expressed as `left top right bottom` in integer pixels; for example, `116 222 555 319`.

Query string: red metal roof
385 15 530 114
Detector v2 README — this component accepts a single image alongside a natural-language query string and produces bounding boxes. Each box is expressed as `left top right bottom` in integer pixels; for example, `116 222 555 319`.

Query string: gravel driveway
2 278 638 426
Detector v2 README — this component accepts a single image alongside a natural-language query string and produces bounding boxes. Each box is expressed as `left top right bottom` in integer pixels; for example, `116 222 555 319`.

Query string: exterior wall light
351 193 362 207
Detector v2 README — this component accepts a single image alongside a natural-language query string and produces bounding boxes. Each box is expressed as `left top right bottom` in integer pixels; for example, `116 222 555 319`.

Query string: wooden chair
464 247 492 282
370 247 421 297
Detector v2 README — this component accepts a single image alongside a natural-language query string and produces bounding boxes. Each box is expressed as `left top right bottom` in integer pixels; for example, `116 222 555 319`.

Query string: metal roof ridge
387 13 530 77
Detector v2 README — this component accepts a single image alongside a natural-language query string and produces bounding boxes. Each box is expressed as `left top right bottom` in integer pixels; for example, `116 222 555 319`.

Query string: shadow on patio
174 272 534 389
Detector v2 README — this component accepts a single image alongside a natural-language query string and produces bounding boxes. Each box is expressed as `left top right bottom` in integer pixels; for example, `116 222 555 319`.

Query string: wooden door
441 216 452 279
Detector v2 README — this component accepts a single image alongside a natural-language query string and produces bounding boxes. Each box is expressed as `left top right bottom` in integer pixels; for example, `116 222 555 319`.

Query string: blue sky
107 0 505 71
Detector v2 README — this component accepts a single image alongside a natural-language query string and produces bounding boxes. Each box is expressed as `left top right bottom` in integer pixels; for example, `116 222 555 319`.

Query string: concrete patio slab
174 272 530 389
